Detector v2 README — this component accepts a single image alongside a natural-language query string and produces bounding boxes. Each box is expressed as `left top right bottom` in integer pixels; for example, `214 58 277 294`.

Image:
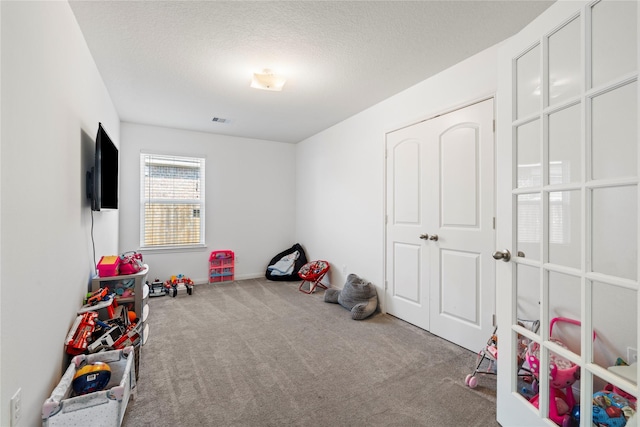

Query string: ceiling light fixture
251 69 286 91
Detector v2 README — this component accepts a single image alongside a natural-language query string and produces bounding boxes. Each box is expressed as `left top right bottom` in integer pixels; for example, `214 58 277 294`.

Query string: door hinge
385 280 388 290
493 119 496 132
493 217 496 229
492 314 497 327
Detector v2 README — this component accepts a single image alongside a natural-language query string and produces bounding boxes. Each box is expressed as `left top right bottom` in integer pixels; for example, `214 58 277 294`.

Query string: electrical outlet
628 347 638 364
11 388 21 426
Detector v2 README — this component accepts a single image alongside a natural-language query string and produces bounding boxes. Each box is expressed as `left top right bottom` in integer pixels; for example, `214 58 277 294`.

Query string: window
140 153 205 248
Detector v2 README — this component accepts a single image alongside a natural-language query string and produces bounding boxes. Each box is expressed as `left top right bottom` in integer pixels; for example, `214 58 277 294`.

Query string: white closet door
385 99 495 352
385 121 432 331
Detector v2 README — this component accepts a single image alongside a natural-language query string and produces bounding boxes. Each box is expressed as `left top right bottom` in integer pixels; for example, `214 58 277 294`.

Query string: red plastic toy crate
209 250 234 283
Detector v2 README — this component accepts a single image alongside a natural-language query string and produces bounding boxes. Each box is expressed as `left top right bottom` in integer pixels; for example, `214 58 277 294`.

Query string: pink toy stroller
526 317 595 427
465 319 540 389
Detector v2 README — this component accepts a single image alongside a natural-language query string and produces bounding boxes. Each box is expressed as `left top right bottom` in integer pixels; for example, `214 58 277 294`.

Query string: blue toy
570 405 580 426
592 390 636 427
72 362 111 395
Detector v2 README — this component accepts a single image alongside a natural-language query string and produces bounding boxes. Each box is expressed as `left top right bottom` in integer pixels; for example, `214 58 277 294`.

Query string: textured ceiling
69 1 554 143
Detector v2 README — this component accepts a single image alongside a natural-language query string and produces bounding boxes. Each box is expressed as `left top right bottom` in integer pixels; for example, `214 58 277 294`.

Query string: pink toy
526 317 593 427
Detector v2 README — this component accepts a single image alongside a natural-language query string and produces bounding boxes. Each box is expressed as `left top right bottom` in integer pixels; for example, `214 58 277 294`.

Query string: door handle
419 234 430 240
492 249 511 262
428 234 438 241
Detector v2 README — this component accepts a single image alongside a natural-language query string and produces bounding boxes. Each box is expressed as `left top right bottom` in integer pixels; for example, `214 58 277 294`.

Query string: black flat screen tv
87 123 118 211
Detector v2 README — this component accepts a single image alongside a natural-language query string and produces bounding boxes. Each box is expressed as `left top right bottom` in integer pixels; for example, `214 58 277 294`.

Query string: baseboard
235 273 265 280
192 272 265 285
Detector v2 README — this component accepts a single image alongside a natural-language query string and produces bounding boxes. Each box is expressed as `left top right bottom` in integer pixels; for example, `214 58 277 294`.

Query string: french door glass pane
591 81 638 180
549 104 581 185
517 330 539 400
548 191 581 269
543 347 580 423
517 264 540 330
550 287 583 361
548 272 581 356
591 373 636 423
524 342 581 422
591 0 638 88
517 119 541 188
548 17 581 105
592 281 637 374
518 193 541 261
516 44 541 119
591 186 637 280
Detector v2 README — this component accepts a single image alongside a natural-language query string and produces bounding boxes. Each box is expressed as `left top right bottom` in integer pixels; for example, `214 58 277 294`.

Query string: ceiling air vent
211 117 232 124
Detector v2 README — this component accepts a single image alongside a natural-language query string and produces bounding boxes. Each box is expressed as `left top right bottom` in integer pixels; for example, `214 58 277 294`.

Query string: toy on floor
324 273 378 320
465 318 539 389
112 322 141 350
592 390 636 427
85 306 140 353
298 260 330 294
65 312 99 355
165 274 194 297
606 359 638 405
148 279 167 297
526 317 590 427
88 323 124 353
465 327 498 388
43 348 136 426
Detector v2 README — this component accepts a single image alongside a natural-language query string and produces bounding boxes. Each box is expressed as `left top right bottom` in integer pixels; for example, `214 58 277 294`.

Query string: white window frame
139 152 206 250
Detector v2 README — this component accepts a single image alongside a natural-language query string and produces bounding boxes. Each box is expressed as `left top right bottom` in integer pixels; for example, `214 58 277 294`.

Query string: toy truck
164 274 194 297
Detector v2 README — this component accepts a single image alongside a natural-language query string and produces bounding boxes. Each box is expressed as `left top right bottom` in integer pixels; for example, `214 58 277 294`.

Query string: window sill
138 244 208 254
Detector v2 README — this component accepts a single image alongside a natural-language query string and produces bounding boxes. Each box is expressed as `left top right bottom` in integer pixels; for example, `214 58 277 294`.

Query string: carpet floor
122 278 499 426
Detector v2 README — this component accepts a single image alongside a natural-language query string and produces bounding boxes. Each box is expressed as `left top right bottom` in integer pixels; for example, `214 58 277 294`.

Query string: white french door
496 1 639 426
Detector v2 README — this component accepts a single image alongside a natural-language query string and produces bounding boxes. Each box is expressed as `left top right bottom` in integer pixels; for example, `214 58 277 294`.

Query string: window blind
517 163 571 245
140 154 205 248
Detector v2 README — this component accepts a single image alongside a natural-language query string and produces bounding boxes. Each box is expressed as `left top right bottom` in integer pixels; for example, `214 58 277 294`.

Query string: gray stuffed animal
324 273 378 320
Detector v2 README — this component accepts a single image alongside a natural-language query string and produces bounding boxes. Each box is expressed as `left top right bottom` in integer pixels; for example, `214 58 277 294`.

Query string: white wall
0 2 4 423
119 123 296 283
1 2 119 426
295 46 499 300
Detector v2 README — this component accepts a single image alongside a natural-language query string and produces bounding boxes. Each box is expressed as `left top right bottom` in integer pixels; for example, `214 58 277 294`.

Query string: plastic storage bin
92 266 150 347
209 250 234 283
42 347 136 427
97 256 120 277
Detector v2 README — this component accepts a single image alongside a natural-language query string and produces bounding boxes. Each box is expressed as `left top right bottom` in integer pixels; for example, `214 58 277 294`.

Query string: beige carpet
122 278 499 426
